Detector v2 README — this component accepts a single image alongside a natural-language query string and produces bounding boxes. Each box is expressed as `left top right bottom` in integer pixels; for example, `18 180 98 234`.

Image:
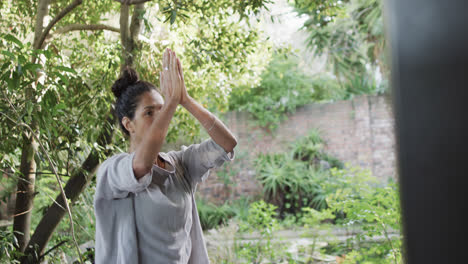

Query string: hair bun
111 66 139 98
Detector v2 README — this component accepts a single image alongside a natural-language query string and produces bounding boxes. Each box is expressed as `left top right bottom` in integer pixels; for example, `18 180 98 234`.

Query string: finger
166 48 170 68
177 58 184 80
163 49 168 70
160 71 165 95
171 50 177 73
169 50 173 70
161 71 165 84
166 48 171 69
176 58 184 86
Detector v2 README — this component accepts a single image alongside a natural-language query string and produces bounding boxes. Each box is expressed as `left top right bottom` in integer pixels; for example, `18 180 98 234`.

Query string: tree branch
33 0 51 51
114 0 153 5
52 24 120 35
130 3 145 41
39 240 68 262
35 0 84 49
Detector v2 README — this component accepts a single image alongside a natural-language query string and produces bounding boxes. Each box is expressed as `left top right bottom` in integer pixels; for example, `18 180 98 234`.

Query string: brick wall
196 95 397 204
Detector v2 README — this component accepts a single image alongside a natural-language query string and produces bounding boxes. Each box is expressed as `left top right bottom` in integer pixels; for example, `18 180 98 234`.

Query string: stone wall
196 95 396 204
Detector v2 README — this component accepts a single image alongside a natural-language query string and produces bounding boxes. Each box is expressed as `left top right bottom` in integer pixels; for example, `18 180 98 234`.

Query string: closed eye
143 104 162 117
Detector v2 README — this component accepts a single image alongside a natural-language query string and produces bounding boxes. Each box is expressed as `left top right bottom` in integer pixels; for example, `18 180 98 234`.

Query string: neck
128 138 166 168
128 140 164 168
129 138 139 153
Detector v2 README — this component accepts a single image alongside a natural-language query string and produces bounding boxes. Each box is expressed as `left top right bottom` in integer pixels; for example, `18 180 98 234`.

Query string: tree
0 0 271 262
291 0 387 92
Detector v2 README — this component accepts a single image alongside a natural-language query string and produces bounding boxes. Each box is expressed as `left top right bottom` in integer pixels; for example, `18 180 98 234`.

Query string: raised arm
176 60 237 153
132 49 183 178
181 97 237 154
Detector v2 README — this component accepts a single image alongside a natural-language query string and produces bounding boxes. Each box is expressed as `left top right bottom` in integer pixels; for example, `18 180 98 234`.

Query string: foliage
243 200 279 233
291 129 343 169
229 48 318 130
324 167 403 263
228 45 383 130
199 199 296 263
196 199 237 231
292 0 388 94
299 207 336 260
236 200 293 263
212 145 250 188
196 196 254 231
32 186 96 261
255 129 343 217
0 229 21 263
307 73 348 101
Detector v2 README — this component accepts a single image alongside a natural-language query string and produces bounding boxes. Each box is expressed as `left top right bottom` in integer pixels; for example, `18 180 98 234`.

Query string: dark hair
111 66 158 136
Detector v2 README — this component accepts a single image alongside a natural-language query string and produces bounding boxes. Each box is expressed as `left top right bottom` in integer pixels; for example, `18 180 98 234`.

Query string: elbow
226 136 238 154
232 137 238 150
132 160 152 180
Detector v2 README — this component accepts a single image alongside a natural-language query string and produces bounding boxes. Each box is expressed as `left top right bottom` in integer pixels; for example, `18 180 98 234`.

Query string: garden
200 130 402 264
0 0 402 263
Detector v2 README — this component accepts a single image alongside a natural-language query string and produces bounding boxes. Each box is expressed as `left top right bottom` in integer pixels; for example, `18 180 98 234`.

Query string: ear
122 116 135 134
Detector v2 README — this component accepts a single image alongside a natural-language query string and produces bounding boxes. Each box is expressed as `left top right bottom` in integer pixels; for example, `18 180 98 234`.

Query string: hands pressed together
160 48 189 106
157 48 237 156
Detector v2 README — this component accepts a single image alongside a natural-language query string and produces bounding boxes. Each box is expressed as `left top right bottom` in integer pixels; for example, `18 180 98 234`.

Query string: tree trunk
120 4 131 68
127 3 144 67
121 2 144 68
13 138 37 252
13 0 50 252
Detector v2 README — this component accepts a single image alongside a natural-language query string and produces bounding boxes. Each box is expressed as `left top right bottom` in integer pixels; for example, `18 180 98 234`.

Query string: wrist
181 95 194 109
163 99 179 111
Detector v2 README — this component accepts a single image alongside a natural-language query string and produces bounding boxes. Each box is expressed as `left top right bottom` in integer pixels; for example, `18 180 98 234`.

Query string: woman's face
123 89 164 147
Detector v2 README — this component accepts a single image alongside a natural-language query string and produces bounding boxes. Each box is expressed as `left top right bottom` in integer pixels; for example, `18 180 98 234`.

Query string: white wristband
204 114 216 131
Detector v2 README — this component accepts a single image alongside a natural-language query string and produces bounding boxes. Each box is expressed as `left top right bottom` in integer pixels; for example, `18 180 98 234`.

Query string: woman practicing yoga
94 48 237 263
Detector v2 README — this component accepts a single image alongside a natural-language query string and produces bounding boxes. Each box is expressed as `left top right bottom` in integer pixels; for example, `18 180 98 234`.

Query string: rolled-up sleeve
98 152 153 199
181 138 235 184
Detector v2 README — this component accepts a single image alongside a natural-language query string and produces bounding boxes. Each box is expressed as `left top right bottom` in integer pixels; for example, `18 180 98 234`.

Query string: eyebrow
143 104 163 110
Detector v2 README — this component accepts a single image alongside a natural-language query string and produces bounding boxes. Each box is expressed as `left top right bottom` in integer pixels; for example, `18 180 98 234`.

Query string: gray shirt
94 138 235 264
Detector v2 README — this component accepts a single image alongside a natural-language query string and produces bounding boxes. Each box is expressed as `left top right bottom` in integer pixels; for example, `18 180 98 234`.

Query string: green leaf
1 50 15 60
54 72 69 86
23 63 42 72
170 10 177 24
55 66 77 74
3 34 23 47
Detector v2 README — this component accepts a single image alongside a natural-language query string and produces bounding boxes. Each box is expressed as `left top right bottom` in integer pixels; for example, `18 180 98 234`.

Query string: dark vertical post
385 0 468 263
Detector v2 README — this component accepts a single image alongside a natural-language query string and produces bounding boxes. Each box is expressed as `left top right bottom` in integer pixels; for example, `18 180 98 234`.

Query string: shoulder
97 152 132 175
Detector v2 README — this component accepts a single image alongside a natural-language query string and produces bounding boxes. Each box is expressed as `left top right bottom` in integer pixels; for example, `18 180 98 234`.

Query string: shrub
196 199 237 231
236 201 292 263
0 229 21 263
228 48 316 130
255 129 343 218
325 167 403 264
196 197 255 231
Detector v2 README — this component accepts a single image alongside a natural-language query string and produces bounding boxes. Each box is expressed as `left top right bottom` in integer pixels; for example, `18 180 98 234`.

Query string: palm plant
254 131 343 218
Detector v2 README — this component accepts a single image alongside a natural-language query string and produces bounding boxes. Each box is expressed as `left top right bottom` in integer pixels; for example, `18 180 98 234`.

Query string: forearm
182 96 237 153
133 101 178 178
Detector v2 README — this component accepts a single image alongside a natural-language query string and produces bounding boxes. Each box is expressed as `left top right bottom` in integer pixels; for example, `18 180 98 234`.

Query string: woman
93 48 237 264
